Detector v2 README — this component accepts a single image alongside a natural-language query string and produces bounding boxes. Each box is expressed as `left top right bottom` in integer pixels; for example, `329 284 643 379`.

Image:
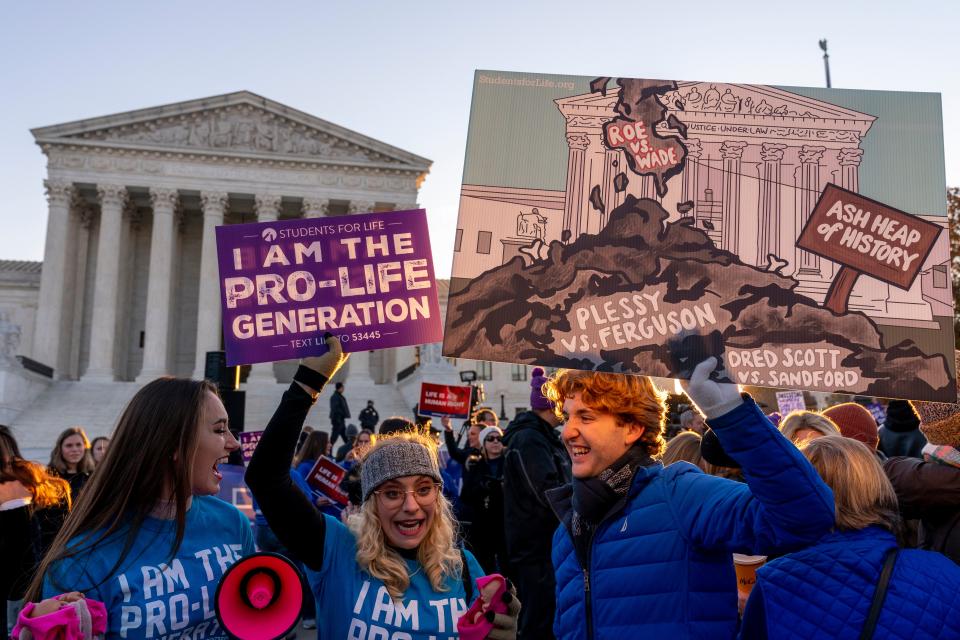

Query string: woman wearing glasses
246 336 519 640
460 425 509 576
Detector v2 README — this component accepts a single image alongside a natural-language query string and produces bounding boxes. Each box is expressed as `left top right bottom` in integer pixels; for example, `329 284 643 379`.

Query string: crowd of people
2 339 960 639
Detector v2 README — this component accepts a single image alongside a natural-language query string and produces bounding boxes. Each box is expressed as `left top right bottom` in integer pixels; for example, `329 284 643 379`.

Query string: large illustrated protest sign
217 209 443 366
444 70 955 402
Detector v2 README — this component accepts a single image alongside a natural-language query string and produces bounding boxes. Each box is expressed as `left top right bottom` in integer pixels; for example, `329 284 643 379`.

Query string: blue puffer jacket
548 397 835 640
743 527 960 639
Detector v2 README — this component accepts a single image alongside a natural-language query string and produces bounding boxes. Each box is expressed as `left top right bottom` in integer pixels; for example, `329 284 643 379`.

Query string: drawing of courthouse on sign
453 81 948 326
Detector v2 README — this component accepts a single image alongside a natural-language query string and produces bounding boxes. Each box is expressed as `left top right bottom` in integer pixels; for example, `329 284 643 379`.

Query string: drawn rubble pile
444 78 953 401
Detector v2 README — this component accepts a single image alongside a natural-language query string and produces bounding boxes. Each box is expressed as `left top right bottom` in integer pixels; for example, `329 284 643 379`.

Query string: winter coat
548 398 835 640
884 456 960 565
502 410 571 565
445 428 481 466
460 455 508 574
358 405 379 430
878 427 927 459
329 390 350 421
742 527 960 639
878 401 925 459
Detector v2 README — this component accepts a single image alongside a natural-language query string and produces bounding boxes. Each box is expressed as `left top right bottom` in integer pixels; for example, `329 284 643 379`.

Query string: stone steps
12 379 142 461
240 378 413 434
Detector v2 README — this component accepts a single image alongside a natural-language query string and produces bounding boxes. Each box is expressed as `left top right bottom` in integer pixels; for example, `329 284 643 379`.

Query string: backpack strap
460 547 474 603
859 547 899 640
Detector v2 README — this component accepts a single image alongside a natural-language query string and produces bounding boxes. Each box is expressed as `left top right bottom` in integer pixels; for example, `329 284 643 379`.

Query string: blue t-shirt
44 495 256 640
310 514 484 640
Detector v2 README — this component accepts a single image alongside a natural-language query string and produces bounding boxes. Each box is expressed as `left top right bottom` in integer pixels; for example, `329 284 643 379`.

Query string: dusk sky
2 0 956 276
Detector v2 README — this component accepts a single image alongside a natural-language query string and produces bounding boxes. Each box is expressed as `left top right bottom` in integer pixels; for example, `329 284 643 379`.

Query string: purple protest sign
216 209 443 366
239 431 263 465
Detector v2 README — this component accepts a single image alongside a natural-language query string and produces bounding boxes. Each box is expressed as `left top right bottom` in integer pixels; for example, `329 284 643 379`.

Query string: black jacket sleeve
0 505 39 599
884 456 960 520
246 373 328 571
445 429 470 465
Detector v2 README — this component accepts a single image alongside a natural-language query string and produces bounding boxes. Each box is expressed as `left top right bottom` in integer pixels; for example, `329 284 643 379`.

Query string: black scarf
570 444 652 563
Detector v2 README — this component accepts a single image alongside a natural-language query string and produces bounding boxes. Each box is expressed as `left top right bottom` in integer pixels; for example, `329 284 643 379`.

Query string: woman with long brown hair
292 429 331 477
246 336 520 639
48 427 95 500
25 377 253 639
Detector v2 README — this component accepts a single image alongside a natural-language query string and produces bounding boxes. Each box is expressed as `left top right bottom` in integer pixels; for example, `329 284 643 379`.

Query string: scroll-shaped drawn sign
796 184 942 314
216 209 443 366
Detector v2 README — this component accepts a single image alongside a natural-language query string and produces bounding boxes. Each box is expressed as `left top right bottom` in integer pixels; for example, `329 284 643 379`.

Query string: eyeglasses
484 436 502 443
373 483 441 509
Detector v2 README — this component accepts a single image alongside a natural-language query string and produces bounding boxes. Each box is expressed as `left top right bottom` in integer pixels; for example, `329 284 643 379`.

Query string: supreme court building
1 92 537 454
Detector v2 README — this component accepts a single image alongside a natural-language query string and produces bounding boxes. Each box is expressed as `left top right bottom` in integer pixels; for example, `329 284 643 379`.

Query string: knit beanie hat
478 425 504 445
884 400 920 433
822 403 879 450
360 437 442 501
530 367 554 410
909 351 960 449
914 405 960 449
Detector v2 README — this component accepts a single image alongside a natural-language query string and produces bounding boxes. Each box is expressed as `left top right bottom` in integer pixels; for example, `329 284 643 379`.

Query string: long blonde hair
800 435 900 533
661 431 708 471
779 411 840 444
347 431 462 600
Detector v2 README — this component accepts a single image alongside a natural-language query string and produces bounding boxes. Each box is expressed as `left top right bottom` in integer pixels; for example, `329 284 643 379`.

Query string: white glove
679 357 742 420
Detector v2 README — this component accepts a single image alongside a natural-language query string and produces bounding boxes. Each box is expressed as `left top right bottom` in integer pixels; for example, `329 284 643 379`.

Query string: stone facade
3 92 539 455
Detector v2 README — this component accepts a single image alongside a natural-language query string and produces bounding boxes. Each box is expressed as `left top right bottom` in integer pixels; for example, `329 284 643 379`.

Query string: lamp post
500 393 508 421
819 39 831 88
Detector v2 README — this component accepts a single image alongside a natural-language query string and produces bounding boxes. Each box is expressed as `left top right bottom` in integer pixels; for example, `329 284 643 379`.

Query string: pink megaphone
215 552 305 640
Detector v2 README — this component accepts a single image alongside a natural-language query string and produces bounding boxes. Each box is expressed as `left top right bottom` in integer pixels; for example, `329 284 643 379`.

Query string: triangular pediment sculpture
32 91 430 171
557 81 876 132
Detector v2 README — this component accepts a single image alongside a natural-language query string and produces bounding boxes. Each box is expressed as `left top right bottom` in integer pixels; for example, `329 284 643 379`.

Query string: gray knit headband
360 440 442 501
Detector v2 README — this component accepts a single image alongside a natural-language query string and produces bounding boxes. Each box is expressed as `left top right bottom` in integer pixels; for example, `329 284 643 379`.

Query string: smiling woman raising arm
246 335 519 640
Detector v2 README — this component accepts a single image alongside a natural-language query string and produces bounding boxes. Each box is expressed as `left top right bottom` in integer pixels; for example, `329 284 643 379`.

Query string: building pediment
32 91 431 173
664 82 875 123
557 81 876 135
